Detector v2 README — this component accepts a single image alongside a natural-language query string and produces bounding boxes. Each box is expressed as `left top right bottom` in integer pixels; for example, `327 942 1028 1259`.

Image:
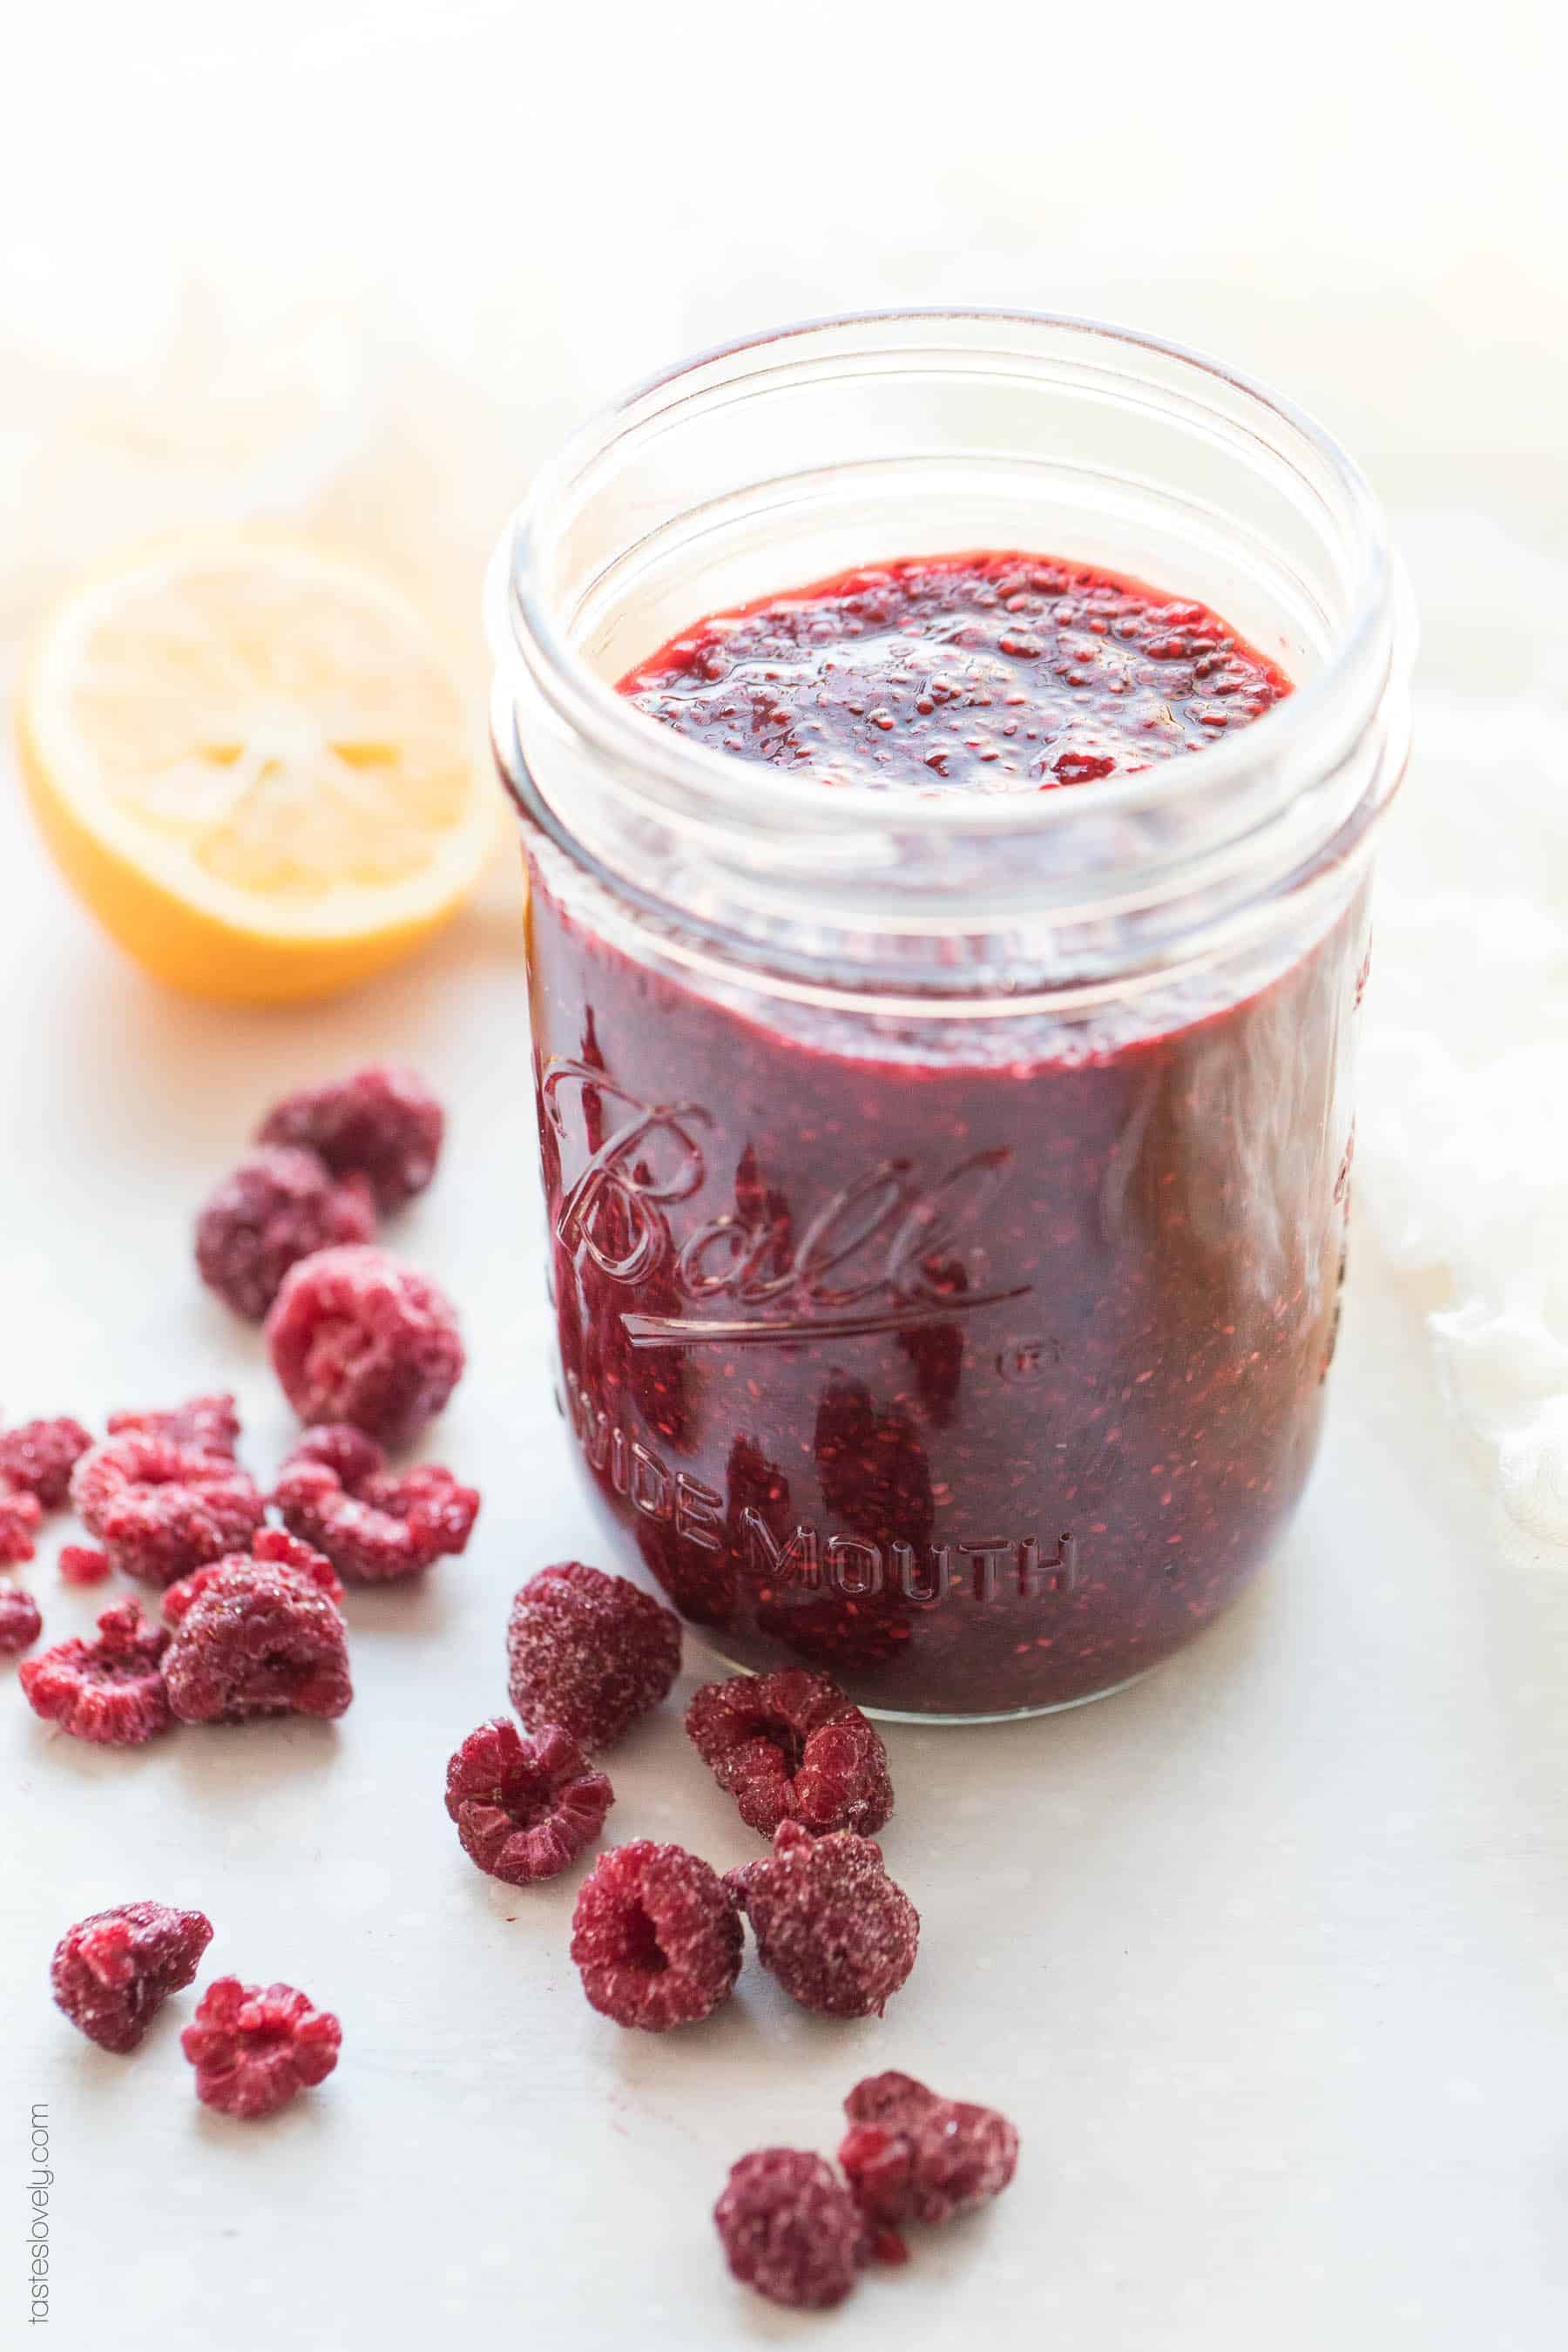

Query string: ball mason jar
486 309 1414 1722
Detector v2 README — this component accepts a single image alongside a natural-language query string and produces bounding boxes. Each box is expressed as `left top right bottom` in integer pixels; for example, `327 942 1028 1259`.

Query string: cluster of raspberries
49 1899 339 2121
444 1564 919 2030
714 2072 1020 2310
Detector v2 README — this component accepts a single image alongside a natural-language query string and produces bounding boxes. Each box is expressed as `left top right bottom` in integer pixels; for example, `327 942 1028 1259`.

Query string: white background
3 5 1567 2349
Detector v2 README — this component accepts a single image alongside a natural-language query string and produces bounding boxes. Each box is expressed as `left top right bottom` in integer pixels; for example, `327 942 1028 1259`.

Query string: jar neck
489 309 1414 1002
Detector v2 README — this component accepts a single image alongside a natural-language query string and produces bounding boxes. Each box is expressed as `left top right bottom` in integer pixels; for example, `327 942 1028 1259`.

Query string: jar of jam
487 310 1413 1721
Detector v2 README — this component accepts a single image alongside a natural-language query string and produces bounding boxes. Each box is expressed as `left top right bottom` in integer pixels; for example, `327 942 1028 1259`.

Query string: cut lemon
15 537 495 1003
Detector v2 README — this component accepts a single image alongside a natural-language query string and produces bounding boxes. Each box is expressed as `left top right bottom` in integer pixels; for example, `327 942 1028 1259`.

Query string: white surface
2 710 1566 2352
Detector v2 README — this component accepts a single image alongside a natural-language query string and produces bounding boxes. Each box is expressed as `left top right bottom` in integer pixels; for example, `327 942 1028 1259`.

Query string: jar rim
491 304 1399 846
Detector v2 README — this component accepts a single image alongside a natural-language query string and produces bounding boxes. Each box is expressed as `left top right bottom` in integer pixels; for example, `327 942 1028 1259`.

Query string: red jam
524 553 1362 1715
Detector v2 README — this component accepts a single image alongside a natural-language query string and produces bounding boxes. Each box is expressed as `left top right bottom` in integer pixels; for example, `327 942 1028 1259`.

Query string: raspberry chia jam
490 312 1413 1720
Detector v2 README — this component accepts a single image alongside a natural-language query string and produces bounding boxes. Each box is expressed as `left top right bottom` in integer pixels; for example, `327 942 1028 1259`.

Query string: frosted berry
0 1482 42 1566
727 1821 919 2018
58 1545 112 1587
274 1424 479 1583
259 1064 444 1213
266 1245 464 1450
506 1561 680 1750
0 1416 92 1509
713 2149 868 2310
685 1667 893 1839
71 1434 264 1587
51 1902 213 2054
839 2072 1020 2226
181 1977 341 2119
445 1717 613 1885
107 1394 241 1457
18 1600 172 1745
163 1532 352 1723
194 1146 375 1321
571 1839 742 2031
0 1585 43 1653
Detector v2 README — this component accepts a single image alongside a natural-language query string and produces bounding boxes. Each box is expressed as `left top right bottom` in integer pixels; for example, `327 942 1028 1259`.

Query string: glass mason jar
486 309 1414 1722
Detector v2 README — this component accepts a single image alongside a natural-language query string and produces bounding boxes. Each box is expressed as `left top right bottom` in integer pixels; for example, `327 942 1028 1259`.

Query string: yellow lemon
15 537 494 1003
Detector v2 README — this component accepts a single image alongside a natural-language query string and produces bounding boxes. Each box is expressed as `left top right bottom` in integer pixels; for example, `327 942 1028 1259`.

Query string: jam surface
621 552 1289 794
524 553 1359 1716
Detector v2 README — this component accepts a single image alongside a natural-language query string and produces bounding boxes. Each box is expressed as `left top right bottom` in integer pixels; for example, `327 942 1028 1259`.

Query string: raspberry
0 1585 43 1653
726 1821 919 2018
18 1600 172 1745
181 1977 341 2119
571 1840 742 2031
106 1393 242 1456
445 1717 613 1885
259 1064 444 1213
194 1146 375 1321
506 1562 681 1750
163 1533 352 1723
51 1902 213 2053
0 1482 42 1566
71 1434 265 1586
266 1245 464 1449
713 2149 869 2309
0 1416 92 1509
685 1668 894 1839
838 2072 1020 2226
58 1545 112 1587
274 1424 479 1583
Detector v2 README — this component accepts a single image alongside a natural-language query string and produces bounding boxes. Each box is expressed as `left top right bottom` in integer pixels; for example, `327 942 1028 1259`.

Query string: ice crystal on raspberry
0 1585 43 1653
445 1717 613 1885
181 1977 341 2119
106 1394 241 1457
0 1482 42 1566
0 1416 92 1509
685 1667 893 1838
506 1561 680 1750
18 1600 172 1745
258 1064 444 1213
58 1545 112 1587
839 2071 1020 2226
265 1245 464 1449
163 1533 352 1723
727 1821 919 2018
51 1902 213 2053
713 2148 869 2310
194 1146 375 1320
71 1435 264 1587
274 1424 479 1582
571 1840 742 2031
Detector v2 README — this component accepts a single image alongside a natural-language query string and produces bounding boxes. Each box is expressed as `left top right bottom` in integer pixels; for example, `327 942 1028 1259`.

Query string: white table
2 708 1564 2352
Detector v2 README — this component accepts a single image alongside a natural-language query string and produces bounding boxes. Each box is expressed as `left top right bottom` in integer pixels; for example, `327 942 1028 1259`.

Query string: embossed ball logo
542 1058 1031 1347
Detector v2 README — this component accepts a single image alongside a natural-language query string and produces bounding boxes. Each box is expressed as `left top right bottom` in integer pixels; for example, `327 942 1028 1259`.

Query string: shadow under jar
488 309 1414 1722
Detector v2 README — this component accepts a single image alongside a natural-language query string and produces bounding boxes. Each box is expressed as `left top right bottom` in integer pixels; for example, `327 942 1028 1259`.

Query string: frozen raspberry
51 1901 213 2053
0 1481 41 1565
106 1393 241 1456
266 1245 464 1449
0 1416 92 1509
685 1667 894 1839
259 1064 444 1213
18 1600 172 1745
839 2072 1020 2226
507 1561 680 1750
181 1977 341 2119
445 1717 613 1885
0 1585 43 1653
713 2149 869 2310
163 1532 352 1723
58 1545 112 1587
274 1424 479 1583
571 1840 742 2031
194 1146 375 1321
727 1821 919 2019
71 1434 264 1586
